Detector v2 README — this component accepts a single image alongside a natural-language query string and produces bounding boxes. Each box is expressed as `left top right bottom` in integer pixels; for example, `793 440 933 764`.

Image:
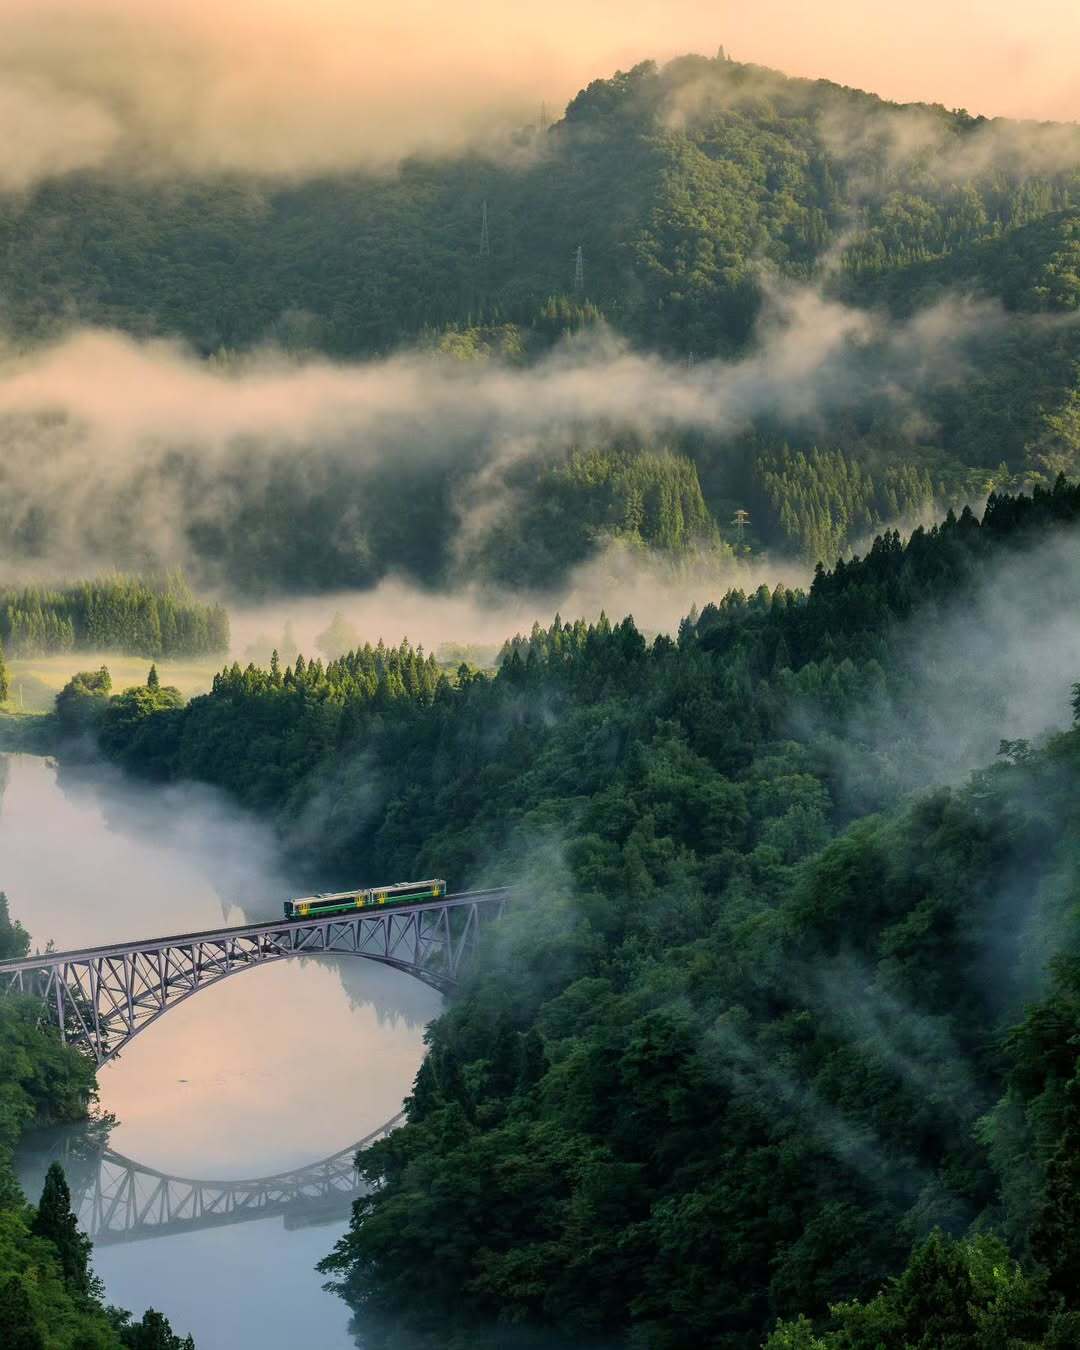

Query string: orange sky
0 0 1076 185
706 0 1080 122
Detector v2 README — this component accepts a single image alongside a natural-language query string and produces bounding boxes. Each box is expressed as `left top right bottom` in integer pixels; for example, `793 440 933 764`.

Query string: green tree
1031 1070 1080 1297
0 1276 44 1350
98 684 185 765
0 911 196 1349
147 664 160 691
120 1309 195 1350
0 893 30 961
31 1163 93 1295
854 1230 977 1347
55 668 112 742
0 575 227 659
768 1232 1062 1348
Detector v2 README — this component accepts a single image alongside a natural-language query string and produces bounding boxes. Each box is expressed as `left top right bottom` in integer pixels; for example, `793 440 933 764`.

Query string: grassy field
2 653 223 714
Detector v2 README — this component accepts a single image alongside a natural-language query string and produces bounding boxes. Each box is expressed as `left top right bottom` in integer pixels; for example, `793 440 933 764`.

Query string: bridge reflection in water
23 1114 403 1247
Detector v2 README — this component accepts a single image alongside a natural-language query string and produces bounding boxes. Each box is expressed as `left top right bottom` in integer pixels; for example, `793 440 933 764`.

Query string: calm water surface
1 752 442 1349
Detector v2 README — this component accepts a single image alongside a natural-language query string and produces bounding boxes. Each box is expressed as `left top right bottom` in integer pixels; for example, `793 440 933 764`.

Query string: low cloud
0 1 729 185
227 544 810 671
813 530 1080 809
819 96 1080 195
0 281 1015 595
0 72 120 189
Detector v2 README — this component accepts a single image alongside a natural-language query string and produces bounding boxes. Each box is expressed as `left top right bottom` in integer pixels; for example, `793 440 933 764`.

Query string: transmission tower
479 200 490 258
539 101 549 131
732 508 750 545
573 244 584 292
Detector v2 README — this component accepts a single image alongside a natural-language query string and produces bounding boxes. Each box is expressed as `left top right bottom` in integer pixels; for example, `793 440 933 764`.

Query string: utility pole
479 200 490 258
573 244 584 292
732 509 750 545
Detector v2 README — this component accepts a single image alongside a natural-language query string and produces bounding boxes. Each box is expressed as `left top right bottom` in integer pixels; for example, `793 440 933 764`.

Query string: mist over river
0 752 442 1349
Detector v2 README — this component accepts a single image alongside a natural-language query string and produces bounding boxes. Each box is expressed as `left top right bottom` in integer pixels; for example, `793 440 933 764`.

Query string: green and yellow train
284 879 446 920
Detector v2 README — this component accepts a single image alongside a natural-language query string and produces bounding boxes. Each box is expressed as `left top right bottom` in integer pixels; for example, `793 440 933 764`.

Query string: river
0 752 443 1349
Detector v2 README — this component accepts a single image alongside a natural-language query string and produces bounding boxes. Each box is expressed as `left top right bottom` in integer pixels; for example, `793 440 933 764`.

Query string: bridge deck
0 887 509 973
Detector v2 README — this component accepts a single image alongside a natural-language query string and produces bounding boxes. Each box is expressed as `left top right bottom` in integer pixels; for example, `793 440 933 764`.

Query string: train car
284 879 446 920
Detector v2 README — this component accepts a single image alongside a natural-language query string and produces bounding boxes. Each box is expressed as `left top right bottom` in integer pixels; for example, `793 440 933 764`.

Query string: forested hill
6 53 1080 594
6 54 1080 364
77 480 1080 1346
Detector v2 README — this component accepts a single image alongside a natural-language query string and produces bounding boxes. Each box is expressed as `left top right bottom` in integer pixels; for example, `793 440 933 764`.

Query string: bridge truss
0 889 508 1064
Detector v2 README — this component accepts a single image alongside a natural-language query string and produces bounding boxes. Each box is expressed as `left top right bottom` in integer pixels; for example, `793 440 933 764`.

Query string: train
283 879 446 920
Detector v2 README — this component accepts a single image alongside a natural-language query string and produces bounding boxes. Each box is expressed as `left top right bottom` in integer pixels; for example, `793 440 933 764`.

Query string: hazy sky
0 0 1076 186
719 0 1080 122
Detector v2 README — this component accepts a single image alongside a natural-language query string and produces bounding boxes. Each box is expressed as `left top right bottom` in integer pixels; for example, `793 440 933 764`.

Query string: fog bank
821 531 1080 806
229 544 811 667
0 284 1009 592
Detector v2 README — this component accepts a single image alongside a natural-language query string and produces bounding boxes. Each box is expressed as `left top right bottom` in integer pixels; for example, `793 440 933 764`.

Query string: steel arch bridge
0 888 509 1064
62 1114 403 1247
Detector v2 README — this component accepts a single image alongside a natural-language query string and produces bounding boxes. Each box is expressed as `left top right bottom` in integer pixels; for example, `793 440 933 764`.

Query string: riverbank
0 894 196 1348
0 708 57 754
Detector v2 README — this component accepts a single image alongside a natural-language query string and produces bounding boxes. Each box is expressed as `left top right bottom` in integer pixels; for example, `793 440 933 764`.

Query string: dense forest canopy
0 573 228 659
70 479 1080 1347
4 55 1080 595
6 55 1080 360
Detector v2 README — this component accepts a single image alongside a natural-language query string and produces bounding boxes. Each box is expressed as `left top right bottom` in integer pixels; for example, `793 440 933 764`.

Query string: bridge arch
0 890 508 1064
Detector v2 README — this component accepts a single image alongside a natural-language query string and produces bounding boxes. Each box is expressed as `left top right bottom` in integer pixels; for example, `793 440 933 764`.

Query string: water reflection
1 753 442 1349
16 1117 367 1350
18 1113 400 1248
100 957 438 1176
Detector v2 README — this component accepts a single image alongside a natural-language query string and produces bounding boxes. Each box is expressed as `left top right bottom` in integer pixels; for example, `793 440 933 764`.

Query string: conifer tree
517 1027 548 1091
120 1308 195 1350
886 1231 977 1343
486 1015 520 1098
147 664 160 691
407 1058 440 1123
0 637 8 702
31 1163 93 1295
0 892 30 960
